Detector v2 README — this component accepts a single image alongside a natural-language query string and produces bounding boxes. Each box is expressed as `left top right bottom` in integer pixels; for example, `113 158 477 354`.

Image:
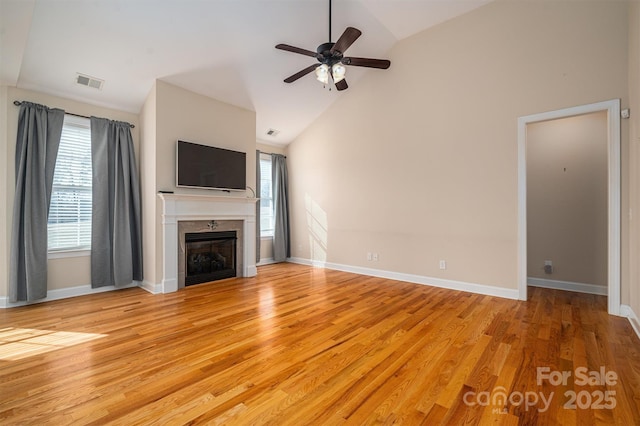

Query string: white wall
287 1 630 293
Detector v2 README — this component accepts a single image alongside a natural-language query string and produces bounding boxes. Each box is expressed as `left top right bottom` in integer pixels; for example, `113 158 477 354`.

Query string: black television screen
176 140 246 191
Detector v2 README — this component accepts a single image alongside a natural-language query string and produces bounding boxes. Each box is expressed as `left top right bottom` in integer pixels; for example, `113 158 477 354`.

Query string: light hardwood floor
1 263 639 425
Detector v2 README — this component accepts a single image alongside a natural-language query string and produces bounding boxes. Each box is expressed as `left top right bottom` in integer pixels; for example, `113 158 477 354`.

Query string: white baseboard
247 265 258 277
289 257 313 266
288 257 327 268
140 280 162 294
256 258 278 266
527 277 608 296
287 257 519 300
0 281 140 309
161 278 178 294
620 305 640 341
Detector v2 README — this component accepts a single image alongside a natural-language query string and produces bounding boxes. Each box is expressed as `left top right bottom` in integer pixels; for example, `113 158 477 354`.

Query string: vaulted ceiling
0 0 489 145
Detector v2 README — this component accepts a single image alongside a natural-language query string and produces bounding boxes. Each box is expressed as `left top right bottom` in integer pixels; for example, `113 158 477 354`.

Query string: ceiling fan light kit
276 0 390 91
315 64 330 85
332 63 346 83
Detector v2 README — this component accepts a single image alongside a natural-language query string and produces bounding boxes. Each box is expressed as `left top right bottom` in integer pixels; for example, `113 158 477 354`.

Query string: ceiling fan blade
284 64 319 83
330 27 362 54
343 57 391 69
335 79 348 91
276 44 319 59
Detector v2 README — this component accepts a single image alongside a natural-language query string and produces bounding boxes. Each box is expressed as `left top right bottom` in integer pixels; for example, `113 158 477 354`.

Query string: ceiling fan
275 0 391 91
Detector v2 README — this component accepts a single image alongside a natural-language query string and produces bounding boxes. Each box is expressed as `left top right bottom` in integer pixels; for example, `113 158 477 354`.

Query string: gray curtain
272 154 290 262
256 150 261 264
9 102 65 302
90 117 142 288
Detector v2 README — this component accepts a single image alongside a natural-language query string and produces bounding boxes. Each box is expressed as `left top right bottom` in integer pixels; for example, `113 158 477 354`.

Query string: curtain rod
13 100 135 128
259 150 286 158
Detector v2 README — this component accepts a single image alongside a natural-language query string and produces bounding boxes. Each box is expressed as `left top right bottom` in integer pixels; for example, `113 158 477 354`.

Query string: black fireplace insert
184 231 237 286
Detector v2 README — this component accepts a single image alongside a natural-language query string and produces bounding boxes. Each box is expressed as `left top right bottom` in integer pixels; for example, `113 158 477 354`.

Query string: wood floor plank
1 263 639 425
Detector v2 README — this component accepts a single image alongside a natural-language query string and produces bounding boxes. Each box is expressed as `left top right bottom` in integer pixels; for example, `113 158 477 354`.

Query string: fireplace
185 231 237 286
157 193 257 294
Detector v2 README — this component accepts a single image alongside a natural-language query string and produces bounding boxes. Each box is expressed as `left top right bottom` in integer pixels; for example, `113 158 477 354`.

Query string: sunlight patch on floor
0 327 106 361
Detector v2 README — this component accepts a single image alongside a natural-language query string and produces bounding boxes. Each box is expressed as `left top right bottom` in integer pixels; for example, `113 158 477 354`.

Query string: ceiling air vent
76 73 104 90
266 128 280 137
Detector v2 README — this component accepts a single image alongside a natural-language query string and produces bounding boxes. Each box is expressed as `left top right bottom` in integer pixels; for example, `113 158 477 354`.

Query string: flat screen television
176 140 246 191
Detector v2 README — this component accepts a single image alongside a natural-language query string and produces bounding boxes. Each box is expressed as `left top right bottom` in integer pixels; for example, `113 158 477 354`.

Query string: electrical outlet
544 260 553 274
367 252 372 261
373 253 379 261
439 260 446 270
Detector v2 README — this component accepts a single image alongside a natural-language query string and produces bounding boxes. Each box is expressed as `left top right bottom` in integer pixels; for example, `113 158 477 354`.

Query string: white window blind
48 115 92 251
260 153 274 237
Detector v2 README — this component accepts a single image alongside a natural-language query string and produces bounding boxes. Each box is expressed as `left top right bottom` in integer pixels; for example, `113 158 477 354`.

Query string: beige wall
259 237 274 263
0 81 256 296
140 82 158 285
527 111 608 286
629 2 640 317
1 1 637 312
0 87 140 297
151 81 256 284
287 1 629 291
257 141 286 156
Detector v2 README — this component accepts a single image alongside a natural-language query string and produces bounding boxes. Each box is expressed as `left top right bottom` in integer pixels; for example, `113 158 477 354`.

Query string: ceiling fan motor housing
317 42 343 65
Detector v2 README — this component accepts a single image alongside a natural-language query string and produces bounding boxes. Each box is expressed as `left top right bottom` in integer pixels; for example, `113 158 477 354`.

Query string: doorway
517 100 621 315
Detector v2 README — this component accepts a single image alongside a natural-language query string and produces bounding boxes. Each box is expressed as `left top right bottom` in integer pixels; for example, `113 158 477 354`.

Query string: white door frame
517 99 621 315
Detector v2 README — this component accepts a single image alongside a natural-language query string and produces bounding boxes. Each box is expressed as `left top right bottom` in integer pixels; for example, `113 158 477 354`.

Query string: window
260 153 274 237
48 115 92 251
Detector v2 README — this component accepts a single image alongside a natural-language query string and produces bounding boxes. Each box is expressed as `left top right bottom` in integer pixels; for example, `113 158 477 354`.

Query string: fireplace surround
158 193 258 293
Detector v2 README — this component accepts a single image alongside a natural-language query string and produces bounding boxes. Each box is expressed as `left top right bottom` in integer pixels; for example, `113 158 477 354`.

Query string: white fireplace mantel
158 193 258 293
